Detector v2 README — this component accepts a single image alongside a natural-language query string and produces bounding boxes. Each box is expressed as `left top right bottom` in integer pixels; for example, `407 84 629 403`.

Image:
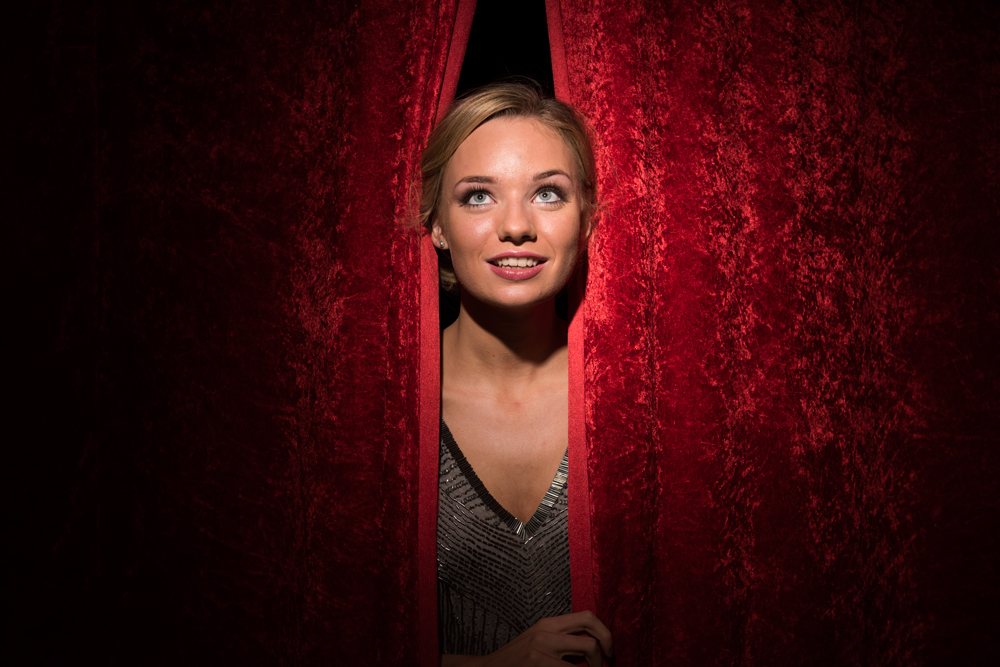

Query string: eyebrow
456 175 498 185
534 169 572 181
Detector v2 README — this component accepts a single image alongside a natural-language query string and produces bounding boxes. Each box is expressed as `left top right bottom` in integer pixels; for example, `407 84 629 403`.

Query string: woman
419 81 615 666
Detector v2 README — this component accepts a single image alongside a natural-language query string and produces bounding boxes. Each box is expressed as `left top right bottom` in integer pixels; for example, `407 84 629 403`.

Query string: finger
522 631 601 667
551 633 603 667
539 611 614 657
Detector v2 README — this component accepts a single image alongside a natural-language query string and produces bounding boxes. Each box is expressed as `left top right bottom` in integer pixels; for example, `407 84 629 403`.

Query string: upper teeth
495 257 539 268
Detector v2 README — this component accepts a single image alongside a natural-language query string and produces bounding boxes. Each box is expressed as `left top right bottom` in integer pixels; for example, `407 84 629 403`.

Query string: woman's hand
441 611 614 667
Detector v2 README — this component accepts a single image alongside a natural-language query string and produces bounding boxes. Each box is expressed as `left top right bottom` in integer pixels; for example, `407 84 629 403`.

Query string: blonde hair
418 80 597 291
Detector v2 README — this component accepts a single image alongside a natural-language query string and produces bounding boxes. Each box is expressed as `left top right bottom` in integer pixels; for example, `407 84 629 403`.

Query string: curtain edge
420 2 477 665
548 0 598 619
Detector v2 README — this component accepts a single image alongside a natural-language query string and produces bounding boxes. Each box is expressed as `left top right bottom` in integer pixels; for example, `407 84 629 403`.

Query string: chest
442 389 568 524
437 427 572 654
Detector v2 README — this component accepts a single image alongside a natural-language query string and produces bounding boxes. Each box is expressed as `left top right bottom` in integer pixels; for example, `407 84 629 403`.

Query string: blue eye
463 190 495 206
533 187 564 204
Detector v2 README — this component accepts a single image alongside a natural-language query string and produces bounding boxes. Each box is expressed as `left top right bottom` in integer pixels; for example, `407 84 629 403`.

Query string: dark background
456 0 554 96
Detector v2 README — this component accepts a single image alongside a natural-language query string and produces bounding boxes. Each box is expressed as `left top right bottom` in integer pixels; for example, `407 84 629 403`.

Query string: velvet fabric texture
554 0 999 664
8 0 998 664
10 0 461 663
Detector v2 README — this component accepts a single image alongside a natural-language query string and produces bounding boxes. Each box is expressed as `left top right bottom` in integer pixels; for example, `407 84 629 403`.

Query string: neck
444 292 567 384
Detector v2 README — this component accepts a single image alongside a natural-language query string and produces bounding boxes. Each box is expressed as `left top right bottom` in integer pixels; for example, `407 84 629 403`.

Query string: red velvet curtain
93 1 464 662
553 0 999 663
10 0 463 663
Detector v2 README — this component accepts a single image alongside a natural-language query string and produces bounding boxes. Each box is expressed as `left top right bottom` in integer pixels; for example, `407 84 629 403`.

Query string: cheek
449 215 492 248
553 214 585 253
445 218 489 273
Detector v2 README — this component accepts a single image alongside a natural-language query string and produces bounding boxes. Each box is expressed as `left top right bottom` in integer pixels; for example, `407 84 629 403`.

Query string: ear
579 210 594 248
430 219 447 250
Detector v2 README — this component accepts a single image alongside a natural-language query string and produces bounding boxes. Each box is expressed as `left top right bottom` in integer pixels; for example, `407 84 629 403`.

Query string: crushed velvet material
12 0 459 663
421 4 476 663
554 0 999 663
9 0 998 664
94 1 460 662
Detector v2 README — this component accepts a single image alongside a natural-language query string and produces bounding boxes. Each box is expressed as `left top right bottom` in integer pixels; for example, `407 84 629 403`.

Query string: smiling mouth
489 257 543 268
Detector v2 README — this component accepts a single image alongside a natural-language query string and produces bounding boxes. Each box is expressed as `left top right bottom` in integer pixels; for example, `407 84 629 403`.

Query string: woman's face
432 117 590 311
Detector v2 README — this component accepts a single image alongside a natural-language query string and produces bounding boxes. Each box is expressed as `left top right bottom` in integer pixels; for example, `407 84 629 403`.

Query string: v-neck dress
437 420 571 656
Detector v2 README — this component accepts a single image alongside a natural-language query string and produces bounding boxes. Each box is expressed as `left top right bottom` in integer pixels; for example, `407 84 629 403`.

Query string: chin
488 283 569 310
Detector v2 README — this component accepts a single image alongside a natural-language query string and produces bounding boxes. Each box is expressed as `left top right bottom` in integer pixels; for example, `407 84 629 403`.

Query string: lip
485 250 547 263
488 262 545 280
485 250 547 281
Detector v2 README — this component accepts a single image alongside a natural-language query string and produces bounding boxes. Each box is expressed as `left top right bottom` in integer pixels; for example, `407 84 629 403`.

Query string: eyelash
534 185 567 204
458 185 568 207
460 189 494 207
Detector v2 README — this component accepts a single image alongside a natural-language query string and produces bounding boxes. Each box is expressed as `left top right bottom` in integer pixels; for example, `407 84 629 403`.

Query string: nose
498 200 536 244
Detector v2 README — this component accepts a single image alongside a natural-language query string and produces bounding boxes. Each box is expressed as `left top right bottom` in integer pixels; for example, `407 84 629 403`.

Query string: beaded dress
437 420 571 655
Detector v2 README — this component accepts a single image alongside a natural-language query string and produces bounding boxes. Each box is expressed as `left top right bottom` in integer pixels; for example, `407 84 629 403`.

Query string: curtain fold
80 0 457 662
556 0 999 663
419 4 477 665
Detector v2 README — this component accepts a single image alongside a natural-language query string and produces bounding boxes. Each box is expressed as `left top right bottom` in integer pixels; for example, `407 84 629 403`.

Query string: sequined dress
437 420 572 655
